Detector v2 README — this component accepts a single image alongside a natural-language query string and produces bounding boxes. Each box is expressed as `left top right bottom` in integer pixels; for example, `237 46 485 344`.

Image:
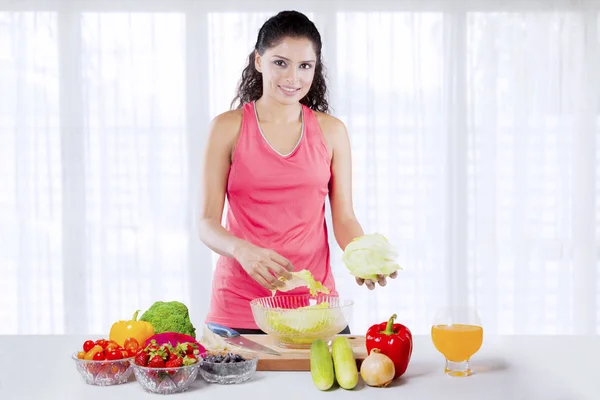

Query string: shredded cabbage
272 269 330 296
266 302 340 337
342 233 401 280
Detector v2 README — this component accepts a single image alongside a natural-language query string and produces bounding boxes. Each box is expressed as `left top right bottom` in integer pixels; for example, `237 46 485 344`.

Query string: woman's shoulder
208 108 244 142
312 110 348 141
210 108 244 132
206 108 246 160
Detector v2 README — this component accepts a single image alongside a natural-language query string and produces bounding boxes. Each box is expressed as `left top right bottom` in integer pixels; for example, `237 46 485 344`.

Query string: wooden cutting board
239 334 368 371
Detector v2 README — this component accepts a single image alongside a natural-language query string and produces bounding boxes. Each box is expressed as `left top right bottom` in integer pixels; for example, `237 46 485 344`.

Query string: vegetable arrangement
74 302 199 367
309 313 413 391
74 300 243 392
310 337 358 391
72 233 411 392
76 337 140 361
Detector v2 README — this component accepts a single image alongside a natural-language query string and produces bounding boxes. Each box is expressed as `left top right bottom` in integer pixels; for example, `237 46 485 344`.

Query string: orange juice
431 324 483 362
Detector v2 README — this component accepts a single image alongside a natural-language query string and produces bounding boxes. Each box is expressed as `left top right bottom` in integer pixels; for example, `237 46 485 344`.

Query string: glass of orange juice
431 307 483 377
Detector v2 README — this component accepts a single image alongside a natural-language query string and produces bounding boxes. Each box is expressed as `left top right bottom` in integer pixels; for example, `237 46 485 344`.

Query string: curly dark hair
230 10 329 113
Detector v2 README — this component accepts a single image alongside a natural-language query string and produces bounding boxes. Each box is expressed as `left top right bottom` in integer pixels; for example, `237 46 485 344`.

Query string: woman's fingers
249 270 276 291
268 261 293 281
249 264 286 290
269 251 295 272
356 272 399 289
261 267 286 288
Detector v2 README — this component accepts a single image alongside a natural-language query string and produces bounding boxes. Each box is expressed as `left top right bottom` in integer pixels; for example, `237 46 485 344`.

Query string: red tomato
127 349 137 358
106 343 120 352
92 351 105 361
83 340 95 353
121 350 130 358
106 350 123 360
95 339 108 349
124 338 139 353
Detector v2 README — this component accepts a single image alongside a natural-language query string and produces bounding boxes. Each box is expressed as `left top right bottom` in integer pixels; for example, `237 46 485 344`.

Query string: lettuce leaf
342 233 401 280
271 269 330 296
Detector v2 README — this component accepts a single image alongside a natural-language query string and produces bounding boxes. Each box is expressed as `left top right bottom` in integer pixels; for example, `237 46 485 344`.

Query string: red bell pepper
365 313 413 378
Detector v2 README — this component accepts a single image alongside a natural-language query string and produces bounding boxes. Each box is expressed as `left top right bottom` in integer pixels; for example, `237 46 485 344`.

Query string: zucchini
310 339 335 390
331 336 358 389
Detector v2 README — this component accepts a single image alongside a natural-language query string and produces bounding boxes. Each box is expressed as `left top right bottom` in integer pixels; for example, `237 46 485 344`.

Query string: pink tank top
205 101 337 329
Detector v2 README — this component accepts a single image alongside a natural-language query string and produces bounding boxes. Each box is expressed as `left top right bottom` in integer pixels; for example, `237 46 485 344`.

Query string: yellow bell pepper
109 310 155 347
83 345 104 360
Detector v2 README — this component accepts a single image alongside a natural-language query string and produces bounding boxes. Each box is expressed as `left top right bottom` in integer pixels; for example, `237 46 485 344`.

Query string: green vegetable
272 269 330 296
266 302 340 335
140 301 196 338
332 336 358 390
342 233 401 280
310 339 335 390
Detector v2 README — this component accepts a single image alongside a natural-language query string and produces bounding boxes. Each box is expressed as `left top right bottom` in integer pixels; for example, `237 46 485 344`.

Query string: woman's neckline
253 100 305 158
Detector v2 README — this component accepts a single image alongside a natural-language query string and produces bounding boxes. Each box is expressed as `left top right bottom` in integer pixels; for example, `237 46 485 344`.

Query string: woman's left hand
356 271 398 290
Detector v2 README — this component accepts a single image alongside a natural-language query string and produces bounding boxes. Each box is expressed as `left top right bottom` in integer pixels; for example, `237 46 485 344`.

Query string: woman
198 10 396 334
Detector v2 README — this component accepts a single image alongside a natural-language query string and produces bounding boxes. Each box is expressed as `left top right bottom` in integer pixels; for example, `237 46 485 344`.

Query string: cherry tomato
92 351 105 361
83 340 95 352
95 339 108 349
106 343 120 352
127 348 137 358
121 350 130 358
106 350 123 360
124 338 139 353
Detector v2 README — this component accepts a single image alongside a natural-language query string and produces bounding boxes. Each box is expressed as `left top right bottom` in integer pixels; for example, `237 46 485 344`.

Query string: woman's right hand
234 243 295 290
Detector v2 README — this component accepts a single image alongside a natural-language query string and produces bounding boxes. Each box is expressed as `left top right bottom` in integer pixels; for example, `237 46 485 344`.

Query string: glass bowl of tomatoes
72 338 137 386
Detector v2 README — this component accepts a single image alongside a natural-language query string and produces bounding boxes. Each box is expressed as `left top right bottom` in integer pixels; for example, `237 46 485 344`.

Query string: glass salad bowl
250 295 353 349
132 363 200 394
72 353 134 386
199 351 258 384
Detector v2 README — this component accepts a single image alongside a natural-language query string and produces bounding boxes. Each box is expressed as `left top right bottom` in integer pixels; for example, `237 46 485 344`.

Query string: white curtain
1 0 598 336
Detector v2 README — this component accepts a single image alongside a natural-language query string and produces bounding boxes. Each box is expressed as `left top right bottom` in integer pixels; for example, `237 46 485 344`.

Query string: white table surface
0 334 597 400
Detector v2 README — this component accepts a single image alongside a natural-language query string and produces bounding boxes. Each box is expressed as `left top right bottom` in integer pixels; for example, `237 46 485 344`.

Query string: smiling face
255 36 317 106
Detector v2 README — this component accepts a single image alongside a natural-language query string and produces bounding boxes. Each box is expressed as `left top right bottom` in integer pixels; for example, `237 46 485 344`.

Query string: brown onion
360 348 395 387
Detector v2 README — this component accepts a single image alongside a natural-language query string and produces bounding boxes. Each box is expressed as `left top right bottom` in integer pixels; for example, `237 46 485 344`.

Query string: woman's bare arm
318 113 396 289
197 110 247 259
316 114 364 250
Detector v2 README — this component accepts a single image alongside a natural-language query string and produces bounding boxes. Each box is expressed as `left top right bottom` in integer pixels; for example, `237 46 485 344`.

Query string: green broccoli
140 301 196 338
